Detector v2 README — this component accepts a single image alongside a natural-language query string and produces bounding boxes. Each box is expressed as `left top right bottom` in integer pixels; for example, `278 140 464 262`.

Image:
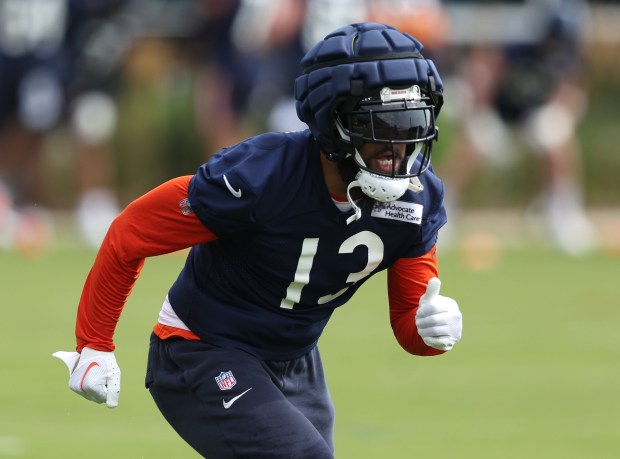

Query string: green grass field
1 245 619 458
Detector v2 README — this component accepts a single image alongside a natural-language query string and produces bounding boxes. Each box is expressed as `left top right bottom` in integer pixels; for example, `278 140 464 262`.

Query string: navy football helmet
294 23 444 216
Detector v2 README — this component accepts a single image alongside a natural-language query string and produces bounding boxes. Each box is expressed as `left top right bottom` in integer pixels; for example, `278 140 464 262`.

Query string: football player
54 22 462 458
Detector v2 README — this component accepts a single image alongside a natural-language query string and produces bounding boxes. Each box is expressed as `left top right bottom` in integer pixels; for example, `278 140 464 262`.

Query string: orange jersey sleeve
387 244 445 356
75 176 217 352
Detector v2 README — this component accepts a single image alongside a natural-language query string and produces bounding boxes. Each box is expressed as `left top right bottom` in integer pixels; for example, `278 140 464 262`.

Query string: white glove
416 277 462 351
53 347 121 408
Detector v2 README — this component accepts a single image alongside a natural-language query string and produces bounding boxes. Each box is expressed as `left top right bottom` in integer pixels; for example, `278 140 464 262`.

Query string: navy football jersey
167 130 446 360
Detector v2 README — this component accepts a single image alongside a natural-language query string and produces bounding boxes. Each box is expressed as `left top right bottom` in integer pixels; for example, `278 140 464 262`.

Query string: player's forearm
75 215 146 352
387 245 444 356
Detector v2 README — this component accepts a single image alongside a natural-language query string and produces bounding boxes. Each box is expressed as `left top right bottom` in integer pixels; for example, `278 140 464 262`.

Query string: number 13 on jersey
280 231 384 309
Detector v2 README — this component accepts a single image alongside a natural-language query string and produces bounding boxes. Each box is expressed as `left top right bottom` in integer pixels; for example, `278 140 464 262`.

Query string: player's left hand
416 277 462 351
53 347 121 408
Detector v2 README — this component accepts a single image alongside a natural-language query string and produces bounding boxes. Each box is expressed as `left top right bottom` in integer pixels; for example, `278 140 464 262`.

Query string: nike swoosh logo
223 387 252 409
223 175 242 198
80 362 100 391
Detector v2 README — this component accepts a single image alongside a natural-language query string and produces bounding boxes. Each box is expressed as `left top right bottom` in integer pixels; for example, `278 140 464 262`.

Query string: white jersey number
280 231 384 309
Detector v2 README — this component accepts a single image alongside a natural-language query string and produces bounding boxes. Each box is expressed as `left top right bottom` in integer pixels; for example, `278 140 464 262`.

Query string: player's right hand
53 347 121 408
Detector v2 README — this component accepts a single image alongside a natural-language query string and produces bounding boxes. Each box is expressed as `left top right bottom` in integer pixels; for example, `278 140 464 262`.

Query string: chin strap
408 176 424 193
345 180 363 225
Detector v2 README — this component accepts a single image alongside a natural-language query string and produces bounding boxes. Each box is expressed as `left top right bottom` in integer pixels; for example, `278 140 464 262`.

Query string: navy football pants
145 334 335 458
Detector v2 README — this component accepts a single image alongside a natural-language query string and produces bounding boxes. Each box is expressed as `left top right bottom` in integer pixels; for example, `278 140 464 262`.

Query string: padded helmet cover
294 22 444 157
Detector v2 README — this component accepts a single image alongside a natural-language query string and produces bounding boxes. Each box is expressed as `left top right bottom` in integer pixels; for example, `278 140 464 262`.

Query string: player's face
358 142 407 175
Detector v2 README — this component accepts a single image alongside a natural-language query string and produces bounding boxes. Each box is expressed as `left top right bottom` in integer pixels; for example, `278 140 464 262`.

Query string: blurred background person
191 0 359 154
439 0 597 256
192 0 266 154
0 0 132 252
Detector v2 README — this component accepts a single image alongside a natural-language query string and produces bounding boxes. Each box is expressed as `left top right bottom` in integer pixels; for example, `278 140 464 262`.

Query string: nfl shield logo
178 198 193 215
215 371 237 391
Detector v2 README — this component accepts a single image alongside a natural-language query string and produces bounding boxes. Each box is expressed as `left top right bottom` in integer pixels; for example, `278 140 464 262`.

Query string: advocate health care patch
371 201 423 224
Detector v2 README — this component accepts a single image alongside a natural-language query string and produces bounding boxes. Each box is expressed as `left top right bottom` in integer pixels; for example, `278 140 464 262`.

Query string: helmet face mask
334 84 438 180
